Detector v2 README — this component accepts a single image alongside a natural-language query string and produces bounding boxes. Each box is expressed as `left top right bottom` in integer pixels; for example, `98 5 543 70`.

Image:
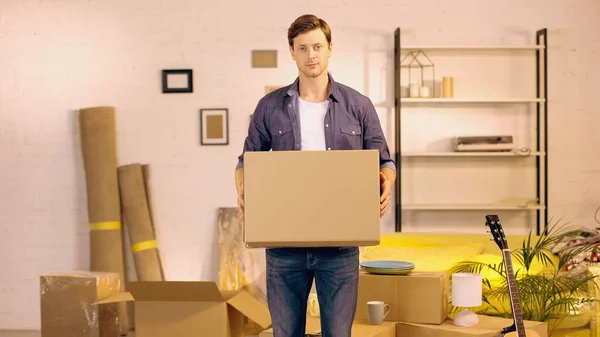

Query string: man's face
289 28 331 78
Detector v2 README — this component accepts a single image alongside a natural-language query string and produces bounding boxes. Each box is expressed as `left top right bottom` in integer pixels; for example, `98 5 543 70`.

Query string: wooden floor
0 332 137 337
0 333 39 337
0 331 260 337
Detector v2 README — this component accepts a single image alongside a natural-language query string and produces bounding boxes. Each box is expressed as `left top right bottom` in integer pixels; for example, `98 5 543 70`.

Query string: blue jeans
265 246 359 337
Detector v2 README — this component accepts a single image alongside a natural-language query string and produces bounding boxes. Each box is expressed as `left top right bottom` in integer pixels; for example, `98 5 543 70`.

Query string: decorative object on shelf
360 260 415 275
452 135 514 152
200 108 229 145
400 50 435 98
161 69 193 93
409 83 420 98
451 272 482 327
442 76 454 98
252 50 278 68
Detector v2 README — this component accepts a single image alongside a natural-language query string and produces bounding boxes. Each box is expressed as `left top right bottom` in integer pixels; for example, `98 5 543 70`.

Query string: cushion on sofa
360 243 484 272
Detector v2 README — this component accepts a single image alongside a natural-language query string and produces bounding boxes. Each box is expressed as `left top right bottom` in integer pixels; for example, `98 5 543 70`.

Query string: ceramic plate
363 267 414 275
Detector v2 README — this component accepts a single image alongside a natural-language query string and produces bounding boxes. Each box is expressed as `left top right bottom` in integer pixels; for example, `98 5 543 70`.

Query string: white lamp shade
452 273 482 307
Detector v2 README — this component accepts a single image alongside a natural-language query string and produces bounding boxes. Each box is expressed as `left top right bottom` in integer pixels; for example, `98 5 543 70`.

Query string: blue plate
360 260 415 270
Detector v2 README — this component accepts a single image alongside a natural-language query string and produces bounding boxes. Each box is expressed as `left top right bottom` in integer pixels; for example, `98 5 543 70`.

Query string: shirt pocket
339 124 363 149
272 126 294 150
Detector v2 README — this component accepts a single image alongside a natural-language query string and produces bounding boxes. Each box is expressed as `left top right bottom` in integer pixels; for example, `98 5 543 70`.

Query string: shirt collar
285 72 340 102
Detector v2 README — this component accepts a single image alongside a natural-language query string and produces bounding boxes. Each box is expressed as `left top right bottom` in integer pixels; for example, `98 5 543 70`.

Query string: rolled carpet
117 164 164 281
141 164 165 280
78 106 129 333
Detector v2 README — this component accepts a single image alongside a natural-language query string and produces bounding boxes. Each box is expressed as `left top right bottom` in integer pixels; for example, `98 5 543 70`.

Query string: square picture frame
200 108 229 145
162 69 193 93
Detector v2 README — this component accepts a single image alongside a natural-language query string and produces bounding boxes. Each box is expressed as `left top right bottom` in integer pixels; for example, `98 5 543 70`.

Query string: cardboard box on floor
243 150 381 248
93 281 271 337
355 271 449 325
259 317 396 337
396 314 548 337
40 271 121 337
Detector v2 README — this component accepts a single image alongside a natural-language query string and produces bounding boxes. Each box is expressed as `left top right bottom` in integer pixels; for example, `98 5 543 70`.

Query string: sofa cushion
360 243 484 272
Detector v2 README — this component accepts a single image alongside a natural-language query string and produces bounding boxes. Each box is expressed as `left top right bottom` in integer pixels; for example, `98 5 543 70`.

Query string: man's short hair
287 14 332 48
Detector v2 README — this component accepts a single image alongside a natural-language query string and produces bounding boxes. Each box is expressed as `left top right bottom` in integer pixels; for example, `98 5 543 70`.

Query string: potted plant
449 219 600 334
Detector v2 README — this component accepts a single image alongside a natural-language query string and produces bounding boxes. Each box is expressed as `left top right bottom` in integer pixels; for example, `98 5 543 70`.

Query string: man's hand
379 171 393 217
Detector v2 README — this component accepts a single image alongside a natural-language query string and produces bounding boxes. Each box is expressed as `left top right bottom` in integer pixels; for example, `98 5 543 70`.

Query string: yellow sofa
359 232 596 337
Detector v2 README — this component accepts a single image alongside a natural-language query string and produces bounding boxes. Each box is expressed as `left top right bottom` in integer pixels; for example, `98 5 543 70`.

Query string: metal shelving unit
393 28 548 235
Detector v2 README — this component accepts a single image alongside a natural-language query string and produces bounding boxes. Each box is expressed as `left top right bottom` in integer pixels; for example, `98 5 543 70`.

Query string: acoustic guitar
485 214 540 337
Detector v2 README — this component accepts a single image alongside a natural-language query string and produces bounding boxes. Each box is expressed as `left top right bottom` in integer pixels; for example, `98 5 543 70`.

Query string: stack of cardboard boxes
38 270 549 337
38 151 550 336
40 271 272 337
355 270 549 337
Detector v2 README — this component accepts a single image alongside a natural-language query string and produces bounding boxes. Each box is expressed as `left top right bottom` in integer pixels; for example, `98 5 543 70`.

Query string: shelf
401 98 545 103
401 204 545 210
402 151 545 157
401 45 544 50
393 27 549 233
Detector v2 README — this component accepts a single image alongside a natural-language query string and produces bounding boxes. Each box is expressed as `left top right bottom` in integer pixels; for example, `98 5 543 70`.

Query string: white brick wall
0 0 599 330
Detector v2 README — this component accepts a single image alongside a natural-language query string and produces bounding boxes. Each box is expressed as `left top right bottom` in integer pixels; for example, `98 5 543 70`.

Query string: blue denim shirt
236 73 395 172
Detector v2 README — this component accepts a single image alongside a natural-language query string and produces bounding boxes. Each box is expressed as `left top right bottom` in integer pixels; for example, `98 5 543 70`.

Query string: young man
234 14 396 337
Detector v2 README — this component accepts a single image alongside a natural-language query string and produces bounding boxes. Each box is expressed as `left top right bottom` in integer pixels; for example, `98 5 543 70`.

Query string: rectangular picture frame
200 108 229 145
252 50 278 68
162 69 193 93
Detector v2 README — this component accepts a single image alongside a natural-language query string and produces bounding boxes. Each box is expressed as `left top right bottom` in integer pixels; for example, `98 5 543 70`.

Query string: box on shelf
259 317 396 337
243 149 381 248
355 271 449 325
94 281 271 337
40 271 121 337
396 315 548 337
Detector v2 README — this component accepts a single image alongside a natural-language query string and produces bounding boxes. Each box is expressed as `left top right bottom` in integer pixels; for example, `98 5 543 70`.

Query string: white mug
367 301 390 325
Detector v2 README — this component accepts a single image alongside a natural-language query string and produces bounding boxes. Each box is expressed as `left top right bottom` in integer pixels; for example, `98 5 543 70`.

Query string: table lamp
452 272 482 327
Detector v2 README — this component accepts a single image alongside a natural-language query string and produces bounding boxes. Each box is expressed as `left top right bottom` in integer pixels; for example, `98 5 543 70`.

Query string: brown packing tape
78 106 130 332
118 163 164 281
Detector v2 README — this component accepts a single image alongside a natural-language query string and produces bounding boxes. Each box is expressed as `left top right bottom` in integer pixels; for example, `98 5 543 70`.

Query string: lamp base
454 309 479 327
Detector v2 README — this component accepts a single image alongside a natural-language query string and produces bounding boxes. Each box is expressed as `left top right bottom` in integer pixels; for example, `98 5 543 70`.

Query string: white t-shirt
298 97 329 151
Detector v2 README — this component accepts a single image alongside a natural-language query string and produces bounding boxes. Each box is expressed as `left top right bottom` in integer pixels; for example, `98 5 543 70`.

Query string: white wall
1 0 599 330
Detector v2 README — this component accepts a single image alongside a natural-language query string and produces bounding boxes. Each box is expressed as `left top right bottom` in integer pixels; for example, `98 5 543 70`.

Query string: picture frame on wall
162 69 193 93
200 108 229 145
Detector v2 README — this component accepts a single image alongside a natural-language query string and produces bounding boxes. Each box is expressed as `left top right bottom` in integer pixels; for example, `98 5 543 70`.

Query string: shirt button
278 130 282 134
352 131 355 134
326 124 329 127
327 147 331 150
